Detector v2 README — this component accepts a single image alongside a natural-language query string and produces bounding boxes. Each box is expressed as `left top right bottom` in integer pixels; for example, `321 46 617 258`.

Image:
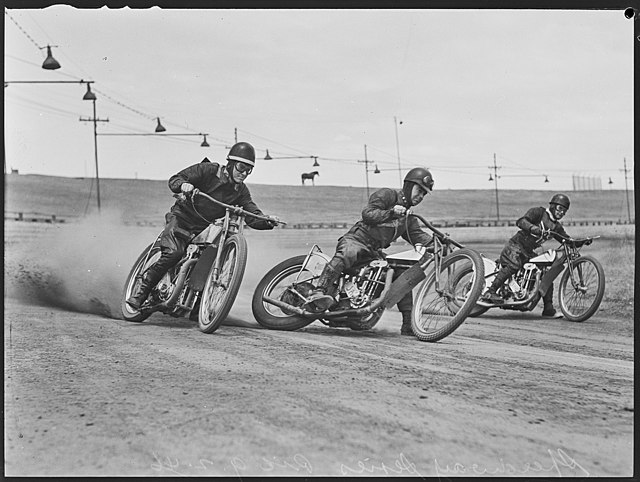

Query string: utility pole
620 157 632 222
80 99 109 212
489 153 501 221
394 116 402 184
357 144 372 199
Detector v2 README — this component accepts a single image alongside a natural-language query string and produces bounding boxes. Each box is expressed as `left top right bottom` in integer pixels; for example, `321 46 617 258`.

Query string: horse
301 171 319 186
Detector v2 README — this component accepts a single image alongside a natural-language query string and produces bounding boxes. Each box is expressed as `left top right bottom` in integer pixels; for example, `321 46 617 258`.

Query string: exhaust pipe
263 268 395 319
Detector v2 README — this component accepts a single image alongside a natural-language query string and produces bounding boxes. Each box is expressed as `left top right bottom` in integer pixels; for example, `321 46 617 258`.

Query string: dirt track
3 221 634 476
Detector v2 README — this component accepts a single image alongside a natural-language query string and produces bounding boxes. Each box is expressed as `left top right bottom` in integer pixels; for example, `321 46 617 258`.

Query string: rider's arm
516 207 545 234
168 162 219 193
361 188 398 225
237 187 275 230
552 223 569 243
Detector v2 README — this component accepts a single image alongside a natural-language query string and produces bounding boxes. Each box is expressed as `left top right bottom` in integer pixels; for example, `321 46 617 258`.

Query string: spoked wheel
198 234 248 333
449 263 490 318
121 243 161 322
411 248 485 342
558 255 605 322
251 255 317 331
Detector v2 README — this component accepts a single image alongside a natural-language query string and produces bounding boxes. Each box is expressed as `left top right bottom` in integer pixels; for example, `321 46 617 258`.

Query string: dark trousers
494 240 554 306
146 213 202 280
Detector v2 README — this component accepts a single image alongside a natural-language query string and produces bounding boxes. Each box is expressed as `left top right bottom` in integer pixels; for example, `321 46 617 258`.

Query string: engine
340 259 388 308
510 262 540 301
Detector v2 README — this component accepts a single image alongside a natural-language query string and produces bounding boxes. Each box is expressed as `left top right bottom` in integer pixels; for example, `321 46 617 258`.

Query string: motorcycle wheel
558 255 605 322
251 255 316 331
121 242 161 322
411 248 485 342
449 263 490 318
198 234 248 333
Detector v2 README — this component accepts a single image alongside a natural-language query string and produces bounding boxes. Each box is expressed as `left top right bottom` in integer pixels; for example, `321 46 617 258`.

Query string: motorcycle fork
208 212 233 286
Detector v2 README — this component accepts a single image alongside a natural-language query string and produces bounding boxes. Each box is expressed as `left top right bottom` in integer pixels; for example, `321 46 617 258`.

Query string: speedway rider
126 142 279 311
304 167 435 335
480 193 572 318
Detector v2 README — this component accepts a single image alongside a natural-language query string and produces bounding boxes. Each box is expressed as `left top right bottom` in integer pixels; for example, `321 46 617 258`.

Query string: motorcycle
251 213 486 342
121 189 284 333
457 232 605 321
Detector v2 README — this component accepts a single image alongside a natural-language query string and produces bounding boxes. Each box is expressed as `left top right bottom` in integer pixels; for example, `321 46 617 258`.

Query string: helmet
549 193 570 210
227 142 255 166
404 167 434 193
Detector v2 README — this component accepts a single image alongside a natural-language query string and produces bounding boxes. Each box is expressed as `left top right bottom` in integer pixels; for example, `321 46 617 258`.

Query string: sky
4 7 635 191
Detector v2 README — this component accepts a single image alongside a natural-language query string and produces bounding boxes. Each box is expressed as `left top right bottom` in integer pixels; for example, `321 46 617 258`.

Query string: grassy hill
3 173 635 226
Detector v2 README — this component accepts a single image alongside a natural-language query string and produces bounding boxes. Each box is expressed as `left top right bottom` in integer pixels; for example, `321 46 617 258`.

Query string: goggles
234 162 253 175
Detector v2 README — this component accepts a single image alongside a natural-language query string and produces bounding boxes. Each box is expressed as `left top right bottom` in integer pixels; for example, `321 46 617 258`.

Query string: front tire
449 264 491 318
411 248 485 342
558 255 605 322
198 234 248 333
251 255 316 331
121 243 161 322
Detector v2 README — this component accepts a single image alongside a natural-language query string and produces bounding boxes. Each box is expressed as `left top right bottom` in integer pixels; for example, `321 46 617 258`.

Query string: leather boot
541 284 562 318
304 260 343 312
126 267 164 310
400 311 413 335
481 269 510 304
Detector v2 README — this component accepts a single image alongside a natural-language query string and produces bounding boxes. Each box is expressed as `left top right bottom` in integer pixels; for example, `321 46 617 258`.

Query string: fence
4 211 634 228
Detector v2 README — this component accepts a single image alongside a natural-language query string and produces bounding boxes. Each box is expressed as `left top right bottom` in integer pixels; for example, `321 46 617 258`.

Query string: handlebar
175 189 287 225
549 231 598 246
409 212 465 249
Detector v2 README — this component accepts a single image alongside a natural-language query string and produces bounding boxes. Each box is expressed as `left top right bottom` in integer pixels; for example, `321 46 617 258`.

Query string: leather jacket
166 162 273 231
347 187 432 249
511 206 569 252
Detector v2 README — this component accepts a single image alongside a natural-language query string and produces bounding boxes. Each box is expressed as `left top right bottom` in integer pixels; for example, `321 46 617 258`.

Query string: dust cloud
4 216 302 321
5 210 155 318
5 217 403 333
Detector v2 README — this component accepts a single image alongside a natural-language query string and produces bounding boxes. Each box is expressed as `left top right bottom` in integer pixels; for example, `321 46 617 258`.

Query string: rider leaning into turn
304 167 435 336
480 193 572 318
126 142 278 311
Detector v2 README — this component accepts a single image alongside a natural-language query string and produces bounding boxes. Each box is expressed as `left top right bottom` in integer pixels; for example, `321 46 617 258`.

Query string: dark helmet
402 167 434 206
404 167 434 193
549 193 570 210
227 142 255 166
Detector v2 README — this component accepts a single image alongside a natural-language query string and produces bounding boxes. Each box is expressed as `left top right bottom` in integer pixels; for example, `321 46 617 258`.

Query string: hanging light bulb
82 83 96 101
312 156 319 167
264 149 272 160
488 174 493 181
608 177 613 185
155 117 166 132
374 164 380 174
544 175 549 183
200 135 210 147
42 45 61 70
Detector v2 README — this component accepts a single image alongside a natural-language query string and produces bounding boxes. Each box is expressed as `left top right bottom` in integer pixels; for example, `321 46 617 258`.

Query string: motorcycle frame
262 212 465 321
140 191 273 317
477 234 598 310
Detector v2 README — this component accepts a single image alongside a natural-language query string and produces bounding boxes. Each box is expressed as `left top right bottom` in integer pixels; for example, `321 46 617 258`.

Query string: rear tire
252 255 316 331
558 255 605 322
121 243 160 322
198 234 248 333
411 248 485 342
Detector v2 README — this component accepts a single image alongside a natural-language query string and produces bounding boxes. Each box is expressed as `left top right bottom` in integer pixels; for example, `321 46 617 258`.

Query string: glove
266 216 280 228
392 205 407 216
181 182 195 194
415 244 435 256
530 226 542 236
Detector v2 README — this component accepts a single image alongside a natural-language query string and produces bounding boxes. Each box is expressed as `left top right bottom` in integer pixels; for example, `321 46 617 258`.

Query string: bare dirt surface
4 221 634 477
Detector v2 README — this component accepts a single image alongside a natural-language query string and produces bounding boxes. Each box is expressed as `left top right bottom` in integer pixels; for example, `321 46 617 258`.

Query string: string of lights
5 9 632 188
